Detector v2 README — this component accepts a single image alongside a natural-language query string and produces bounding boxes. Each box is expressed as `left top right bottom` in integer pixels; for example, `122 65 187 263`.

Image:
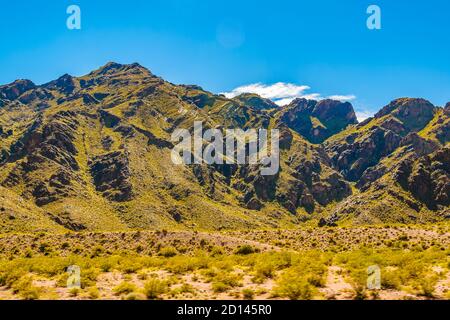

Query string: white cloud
355 110 374 122
273 97 297 106
222 82 311 101
221 82 356 107
327 95 356 102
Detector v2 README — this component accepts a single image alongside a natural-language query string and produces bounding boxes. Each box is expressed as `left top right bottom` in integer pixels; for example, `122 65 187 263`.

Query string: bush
80 267 100 288
11 275 40 300
210 246 224 256
118 259 144 274
381 270 401 290
113 282 138 296
158 246 178 258
255 262 275 279
212 282 229 293
69 287 80 297
210 271 242 293
0 268 26 288
307 273 325 288
417 277 437 298
235 245 256 255
87 287 100 299
125 292 146 300
143 279 168 299
242 288 255 300
274 276 314 300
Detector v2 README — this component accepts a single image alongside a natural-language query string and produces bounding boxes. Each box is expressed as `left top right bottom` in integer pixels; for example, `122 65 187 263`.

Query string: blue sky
0 0 449 119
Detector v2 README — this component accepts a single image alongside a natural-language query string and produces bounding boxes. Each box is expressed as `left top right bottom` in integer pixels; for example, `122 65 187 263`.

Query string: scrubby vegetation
0 227 448 300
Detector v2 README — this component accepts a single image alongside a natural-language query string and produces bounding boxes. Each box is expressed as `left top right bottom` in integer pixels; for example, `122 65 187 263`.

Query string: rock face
0 79 36 101
321 98 449 225
445 102 450 115
327 126 402 181
89 151 133 202
375 98 435 132
394 147 449 209
43 74 77 95
326 98 438 182
0 62 448 232
233 93 279 110
2 111 81 207
279 98 358 144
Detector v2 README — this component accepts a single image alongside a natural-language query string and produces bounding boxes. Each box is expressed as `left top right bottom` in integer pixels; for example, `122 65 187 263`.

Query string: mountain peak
312 99 358 125
0 79 36 100
374 98 435 132
279 98 357 143
234 93 278 110
375 98 434 118
42 74 76 94
92 62 152 76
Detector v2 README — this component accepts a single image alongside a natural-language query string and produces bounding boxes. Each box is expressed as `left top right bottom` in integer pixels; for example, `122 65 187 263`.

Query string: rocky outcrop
279 98 357 144
0 126 13 138
327 126 402 181
355 133 439 190
399 133 440 156
276 153 352 213
234 93 278 110
2 112 81 206
394 147 449 209
0 79 36 101
326 98 438 183
89 151 133 202
43 74 77 95
375 98 435 131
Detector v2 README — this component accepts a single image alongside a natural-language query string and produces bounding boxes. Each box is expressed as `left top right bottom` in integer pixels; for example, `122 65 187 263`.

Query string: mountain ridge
0 62 448 232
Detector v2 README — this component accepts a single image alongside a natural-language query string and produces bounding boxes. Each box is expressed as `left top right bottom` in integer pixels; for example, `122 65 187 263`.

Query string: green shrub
212 282 229 293
158 246 178 258
87 286 100 299
80 267 100 288
255 262 275 279
125 292 146 300
307 273 325 288
69 287 81 297
0 268 26 288
143 279 168 299
274 273 314 300
381 270 401 290
11 275 41 300
417 276 437 298
113 281 138 296
235 245 256 255
242 288 255 300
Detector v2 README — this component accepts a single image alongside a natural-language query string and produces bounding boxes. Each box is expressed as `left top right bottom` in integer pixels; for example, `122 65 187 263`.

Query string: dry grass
0 226 448 300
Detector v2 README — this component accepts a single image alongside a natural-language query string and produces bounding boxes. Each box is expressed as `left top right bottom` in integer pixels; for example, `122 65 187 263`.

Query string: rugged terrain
0 62 449 300
0 62 448 232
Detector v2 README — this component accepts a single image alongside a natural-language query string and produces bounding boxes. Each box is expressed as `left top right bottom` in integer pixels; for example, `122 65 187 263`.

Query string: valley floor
0 224 449 300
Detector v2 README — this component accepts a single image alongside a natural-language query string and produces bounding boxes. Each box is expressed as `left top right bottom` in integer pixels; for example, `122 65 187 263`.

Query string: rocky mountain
278 98 358 144
0 62 448 232
233 93 279 110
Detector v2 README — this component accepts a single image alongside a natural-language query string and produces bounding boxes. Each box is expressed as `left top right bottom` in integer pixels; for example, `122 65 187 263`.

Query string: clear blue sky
0 0 449 117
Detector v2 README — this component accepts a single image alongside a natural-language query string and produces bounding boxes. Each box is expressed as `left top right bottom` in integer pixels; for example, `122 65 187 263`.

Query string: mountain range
0 62 448 233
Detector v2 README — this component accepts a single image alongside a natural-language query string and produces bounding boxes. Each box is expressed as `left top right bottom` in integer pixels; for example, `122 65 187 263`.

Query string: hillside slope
0 62 448 232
